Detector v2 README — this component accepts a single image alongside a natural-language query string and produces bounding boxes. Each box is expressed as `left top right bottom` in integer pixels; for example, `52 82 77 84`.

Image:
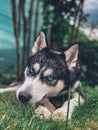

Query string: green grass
0 85 98 130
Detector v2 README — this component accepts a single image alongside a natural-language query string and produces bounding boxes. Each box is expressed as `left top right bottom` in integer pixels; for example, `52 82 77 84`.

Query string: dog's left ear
64 44 79 71
32 31 47 55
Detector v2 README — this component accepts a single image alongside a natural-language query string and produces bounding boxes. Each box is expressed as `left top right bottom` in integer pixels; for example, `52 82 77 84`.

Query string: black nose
18 92 32 104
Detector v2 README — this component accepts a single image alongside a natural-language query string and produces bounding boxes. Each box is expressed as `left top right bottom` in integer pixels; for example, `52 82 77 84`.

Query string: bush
78 32 98 86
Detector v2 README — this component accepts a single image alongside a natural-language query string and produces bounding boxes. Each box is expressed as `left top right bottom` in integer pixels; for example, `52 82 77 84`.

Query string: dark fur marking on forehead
28 48 67 72
27 48 65 67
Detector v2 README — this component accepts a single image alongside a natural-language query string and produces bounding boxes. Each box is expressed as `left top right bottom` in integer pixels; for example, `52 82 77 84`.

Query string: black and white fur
0 32 84 120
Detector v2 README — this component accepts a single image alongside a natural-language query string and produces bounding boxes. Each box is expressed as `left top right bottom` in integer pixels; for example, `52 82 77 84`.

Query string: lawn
0 85 98 130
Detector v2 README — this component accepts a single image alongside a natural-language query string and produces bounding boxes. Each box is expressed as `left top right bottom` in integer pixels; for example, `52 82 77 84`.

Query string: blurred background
0 0 98 87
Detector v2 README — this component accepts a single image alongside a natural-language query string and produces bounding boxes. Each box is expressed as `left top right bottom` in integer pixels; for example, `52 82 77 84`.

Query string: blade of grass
78 85 81 106
0 113 6 125
65 86 71 130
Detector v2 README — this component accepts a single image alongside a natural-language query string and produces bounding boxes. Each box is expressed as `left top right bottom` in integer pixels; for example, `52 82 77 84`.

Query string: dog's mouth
37 96 56 113
36 95 47 105
39 95 47 103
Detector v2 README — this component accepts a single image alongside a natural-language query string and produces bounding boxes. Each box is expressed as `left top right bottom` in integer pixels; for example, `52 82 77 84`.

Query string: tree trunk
74 0 84 41
69 0 84 44
21 0 28 71
11 0 36 80
34 0 40 40
11 0 22 81
69 8 78 44
27 0 34 57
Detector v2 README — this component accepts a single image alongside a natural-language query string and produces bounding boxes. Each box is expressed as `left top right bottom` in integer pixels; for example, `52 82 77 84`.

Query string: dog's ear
32 31 47 55
64 44 79 71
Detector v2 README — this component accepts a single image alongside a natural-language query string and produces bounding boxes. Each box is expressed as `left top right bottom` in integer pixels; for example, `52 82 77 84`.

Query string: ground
0 85 98 130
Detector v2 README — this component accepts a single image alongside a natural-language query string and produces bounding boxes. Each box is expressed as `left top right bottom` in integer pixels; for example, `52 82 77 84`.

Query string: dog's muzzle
18 92 32 104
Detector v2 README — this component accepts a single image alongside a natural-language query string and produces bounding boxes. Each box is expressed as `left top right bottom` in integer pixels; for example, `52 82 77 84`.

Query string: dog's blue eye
29 67 35 75
47 76 53 81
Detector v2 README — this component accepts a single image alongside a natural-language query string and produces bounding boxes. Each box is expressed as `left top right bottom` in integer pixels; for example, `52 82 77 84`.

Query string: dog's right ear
32 31 47 55
64 44 79 71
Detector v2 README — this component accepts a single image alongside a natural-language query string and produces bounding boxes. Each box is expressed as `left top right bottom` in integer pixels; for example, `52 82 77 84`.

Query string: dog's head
16 32 80 104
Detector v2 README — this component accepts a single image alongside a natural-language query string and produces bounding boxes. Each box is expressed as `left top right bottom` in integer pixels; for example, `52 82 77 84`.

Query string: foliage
77 32 98 86
0 85 98 130
41 0 83 50
0 65 16 85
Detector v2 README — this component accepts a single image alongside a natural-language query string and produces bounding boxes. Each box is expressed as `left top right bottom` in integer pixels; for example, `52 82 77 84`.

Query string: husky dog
0 31 84 120
16 31 84 120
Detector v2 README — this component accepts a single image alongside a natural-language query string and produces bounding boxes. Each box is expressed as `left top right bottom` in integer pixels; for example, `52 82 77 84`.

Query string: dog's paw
52 108 66 121
35 105 52 119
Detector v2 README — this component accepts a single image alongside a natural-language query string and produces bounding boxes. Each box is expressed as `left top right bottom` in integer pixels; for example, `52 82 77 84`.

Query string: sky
83 0 98 11
81 0 98 40
83 0 98 27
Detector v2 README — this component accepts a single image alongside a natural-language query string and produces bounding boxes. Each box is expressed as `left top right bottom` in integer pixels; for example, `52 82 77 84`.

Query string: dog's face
16 32 80 104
